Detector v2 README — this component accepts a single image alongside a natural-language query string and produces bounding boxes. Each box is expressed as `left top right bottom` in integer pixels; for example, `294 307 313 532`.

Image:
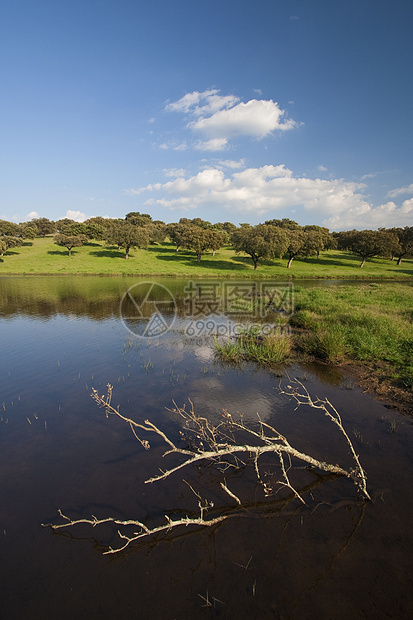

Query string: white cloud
189 99 296 140
387 183 413 198
174 142 187 151
163 168 186 178
194 138 228 151
318 165 327 172
124 182 161 196
206 159 247 170
165 89 239 116
65 210 87 222
128 163 413 229
133 164 368 221
26 211 40 220
360 172 378 180
2 214 20 222
165 89 297 151
324 198 413 230
158 140 187 151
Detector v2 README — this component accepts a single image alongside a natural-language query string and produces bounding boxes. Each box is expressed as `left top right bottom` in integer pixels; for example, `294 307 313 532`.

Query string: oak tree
104 222 149 259
232 224 289 269
54 233 88 256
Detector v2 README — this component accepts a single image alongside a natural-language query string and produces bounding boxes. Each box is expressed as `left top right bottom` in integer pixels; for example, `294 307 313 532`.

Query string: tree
84 216 114 230
0 220 24 257
30 217 56 236
189 217 212 229
18 223 37 239
0 220 20 236
56 218 75 234
84 217 115 241
337 229 399 267
216 221 237 235
231 224 289 269
125 213 165 245
284 229 307 268
393 227 413 265
56 219 88 236
84 222 105 241
0 236 23 257
104 222 149 259
303 225 335 257
125 212 153 227
166 222 190 252
144 222 166 244
54 233 87 256
264 218 301 230
301 229 327 259
180 225 224 262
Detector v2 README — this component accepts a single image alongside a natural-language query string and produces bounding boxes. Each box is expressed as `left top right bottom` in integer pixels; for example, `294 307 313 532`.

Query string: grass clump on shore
212 338 244 363
292 283 413 386
244 332 292 365
299 326 348 363
214 330 292 366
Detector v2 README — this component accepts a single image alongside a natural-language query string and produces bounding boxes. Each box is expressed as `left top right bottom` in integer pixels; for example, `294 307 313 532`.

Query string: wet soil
336 360 412 416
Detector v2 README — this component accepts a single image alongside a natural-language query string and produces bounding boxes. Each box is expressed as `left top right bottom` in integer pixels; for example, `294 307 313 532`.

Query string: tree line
0 213 412 268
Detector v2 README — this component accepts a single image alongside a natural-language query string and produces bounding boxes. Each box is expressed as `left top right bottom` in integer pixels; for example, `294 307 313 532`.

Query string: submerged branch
44 380 370 553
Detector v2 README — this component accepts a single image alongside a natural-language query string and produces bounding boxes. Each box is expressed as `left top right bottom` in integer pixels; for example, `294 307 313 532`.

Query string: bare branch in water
43 380 370 553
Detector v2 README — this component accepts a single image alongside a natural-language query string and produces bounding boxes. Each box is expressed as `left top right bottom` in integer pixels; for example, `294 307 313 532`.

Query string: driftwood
43 380 369 554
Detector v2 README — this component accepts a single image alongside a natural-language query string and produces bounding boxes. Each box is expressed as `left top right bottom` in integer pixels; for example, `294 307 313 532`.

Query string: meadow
1 235 413 278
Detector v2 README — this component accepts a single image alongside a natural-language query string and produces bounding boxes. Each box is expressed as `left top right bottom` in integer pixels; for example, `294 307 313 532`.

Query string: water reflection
3 275 405 321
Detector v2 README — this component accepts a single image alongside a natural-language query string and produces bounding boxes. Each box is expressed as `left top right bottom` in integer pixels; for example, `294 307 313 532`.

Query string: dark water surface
1 277 413 619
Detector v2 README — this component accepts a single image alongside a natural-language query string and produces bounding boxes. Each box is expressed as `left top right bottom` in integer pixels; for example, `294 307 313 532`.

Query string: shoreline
1 271 412 280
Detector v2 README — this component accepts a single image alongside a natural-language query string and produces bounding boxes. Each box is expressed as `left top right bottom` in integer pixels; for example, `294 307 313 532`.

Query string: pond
1 276 413 619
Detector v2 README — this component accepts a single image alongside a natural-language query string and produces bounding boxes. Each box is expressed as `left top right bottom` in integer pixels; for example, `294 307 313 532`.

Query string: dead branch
280 380 370 500
42 473 357 555
43 380 370 553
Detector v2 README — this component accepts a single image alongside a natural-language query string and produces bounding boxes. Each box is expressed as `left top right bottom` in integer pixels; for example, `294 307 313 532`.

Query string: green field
1 236 412 278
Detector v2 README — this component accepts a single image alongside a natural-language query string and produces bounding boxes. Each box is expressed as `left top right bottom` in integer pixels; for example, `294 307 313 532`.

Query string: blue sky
1 0 412 230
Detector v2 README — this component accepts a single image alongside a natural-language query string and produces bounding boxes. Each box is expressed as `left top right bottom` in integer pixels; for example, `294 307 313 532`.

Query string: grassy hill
0 236 412 278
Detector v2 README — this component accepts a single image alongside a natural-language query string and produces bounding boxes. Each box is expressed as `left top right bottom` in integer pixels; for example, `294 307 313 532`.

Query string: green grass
1 236 412 278
292 283 413 387
214 282 413 389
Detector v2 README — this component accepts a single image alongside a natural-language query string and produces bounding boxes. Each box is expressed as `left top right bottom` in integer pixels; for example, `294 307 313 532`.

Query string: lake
1 276 413 619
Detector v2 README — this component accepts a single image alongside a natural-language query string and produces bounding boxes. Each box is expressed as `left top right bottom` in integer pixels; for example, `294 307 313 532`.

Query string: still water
0 276 413 619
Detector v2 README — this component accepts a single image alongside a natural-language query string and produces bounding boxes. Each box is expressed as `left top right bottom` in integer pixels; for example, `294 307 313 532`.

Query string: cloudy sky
1 0 412 230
